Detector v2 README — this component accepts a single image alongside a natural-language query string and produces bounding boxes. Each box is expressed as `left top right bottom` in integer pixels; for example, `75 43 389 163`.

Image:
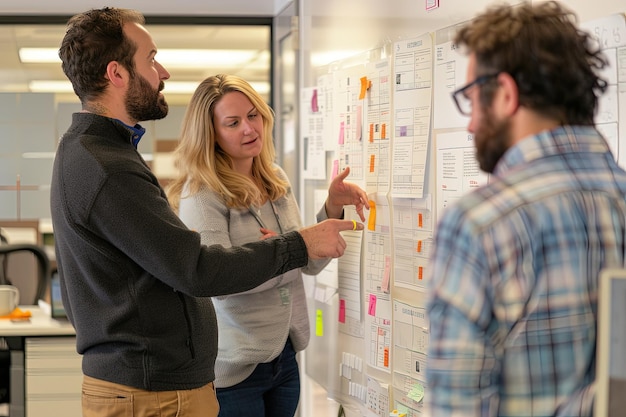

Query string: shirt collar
493 125 607 177
113 118 146 148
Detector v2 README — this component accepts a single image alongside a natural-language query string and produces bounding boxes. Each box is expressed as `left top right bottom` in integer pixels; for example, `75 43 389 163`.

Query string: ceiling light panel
19 47 268 69
28 80 270 95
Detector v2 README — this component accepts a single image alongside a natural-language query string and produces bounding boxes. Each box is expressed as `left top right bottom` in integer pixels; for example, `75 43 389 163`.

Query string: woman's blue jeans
216 338 300 417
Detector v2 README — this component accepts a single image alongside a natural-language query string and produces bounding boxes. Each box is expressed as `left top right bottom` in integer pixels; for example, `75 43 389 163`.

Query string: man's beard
474 106 512 174
125 75 169 122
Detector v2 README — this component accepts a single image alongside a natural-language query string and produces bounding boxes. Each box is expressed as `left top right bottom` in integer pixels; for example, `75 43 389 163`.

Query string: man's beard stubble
125 75 169 122
474 105 512 174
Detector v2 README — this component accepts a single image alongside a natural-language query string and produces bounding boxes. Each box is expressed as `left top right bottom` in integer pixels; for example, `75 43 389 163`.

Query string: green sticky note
408 382 425 402
316 309 324 336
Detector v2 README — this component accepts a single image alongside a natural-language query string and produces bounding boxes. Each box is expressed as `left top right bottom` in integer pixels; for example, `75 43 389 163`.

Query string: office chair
0 244 50 307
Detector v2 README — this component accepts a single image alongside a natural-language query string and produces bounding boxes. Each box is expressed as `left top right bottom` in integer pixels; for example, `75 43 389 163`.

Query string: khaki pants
82 375 220 417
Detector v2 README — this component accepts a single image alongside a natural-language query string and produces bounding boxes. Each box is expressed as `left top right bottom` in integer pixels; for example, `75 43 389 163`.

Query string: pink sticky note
338 121 345 145
356 105 362 141
339 299 346 323
368 294 377 316
332 160 339 180
381 256 391 293
311 89 319 112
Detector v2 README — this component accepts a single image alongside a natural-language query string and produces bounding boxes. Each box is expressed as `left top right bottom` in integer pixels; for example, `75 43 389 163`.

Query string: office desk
0 306 79 417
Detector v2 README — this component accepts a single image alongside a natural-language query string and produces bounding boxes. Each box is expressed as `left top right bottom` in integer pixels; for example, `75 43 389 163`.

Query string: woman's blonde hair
167 74 288 211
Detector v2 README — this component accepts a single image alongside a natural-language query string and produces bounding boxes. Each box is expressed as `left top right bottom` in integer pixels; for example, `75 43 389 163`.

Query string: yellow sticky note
368 200 377 231
315 309 324 336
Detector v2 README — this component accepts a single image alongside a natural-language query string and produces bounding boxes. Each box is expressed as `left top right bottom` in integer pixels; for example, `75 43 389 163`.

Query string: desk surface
0 306 75 336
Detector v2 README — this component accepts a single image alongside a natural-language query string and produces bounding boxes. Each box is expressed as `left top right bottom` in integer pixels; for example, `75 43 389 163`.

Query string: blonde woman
167 74 368 417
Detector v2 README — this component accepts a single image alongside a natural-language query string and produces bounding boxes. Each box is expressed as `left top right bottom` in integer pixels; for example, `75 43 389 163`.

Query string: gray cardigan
50 113 308 391
178 167 330 387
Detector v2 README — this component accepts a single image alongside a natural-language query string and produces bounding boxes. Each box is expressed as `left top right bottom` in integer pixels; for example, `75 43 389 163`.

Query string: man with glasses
426 2 626 416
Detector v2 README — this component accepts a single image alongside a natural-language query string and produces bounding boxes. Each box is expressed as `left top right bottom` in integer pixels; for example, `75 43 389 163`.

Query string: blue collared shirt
113 118 145 148
426 126 626 416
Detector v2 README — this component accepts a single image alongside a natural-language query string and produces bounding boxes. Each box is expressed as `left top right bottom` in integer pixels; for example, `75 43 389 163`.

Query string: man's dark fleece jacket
50 112 308 391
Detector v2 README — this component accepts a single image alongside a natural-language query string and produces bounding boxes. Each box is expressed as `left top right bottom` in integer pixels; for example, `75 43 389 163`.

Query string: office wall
295 1 626 415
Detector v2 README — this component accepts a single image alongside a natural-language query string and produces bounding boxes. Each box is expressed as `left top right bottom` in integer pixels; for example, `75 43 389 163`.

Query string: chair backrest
0 244 50 306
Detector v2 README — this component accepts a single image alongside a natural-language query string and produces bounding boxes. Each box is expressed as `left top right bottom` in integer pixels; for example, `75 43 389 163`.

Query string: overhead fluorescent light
28 80 73 93
19 47 268 69
18 48 61 63
157 49 266 68
29 80 270 95
21 152 56 159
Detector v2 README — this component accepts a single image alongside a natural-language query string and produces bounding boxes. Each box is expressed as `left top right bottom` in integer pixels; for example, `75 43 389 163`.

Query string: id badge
278 287 290 305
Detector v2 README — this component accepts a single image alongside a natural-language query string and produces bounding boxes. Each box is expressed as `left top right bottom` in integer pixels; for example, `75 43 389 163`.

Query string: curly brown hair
454 1 607 125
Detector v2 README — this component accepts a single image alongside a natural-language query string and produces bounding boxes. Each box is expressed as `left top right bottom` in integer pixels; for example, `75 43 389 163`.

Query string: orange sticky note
369 124 374 142
384 347 389 367
417 240 422 253
418 213 423 228
367 200 377 231
359 76 370 99
418 266 423 280
381 123 387 139
369 154 376 173
0 307 31 320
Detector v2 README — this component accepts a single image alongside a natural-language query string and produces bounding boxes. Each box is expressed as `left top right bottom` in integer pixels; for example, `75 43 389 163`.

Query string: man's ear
105 61 128 89
494 72 519 117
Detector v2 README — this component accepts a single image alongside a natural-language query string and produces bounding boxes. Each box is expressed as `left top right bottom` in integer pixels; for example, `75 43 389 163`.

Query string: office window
0 18 271 220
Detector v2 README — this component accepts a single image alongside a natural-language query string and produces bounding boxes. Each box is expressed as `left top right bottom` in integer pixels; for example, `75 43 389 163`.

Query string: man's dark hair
59 7 145 104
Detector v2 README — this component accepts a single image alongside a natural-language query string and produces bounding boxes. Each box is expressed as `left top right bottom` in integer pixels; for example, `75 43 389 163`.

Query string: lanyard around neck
248 201 283 234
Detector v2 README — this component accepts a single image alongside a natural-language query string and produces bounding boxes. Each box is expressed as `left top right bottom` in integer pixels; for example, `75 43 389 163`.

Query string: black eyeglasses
451 73 499 116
